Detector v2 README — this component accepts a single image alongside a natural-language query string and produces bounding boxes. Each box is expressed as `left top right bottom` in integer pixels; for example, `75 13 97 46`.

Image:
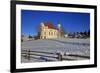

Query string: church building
39 22 64 39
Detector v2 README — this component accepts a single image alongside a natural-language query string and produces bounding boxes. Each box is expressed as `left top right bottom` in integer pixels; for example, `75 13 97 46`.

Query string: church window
44 32 46 35
49 32 50 35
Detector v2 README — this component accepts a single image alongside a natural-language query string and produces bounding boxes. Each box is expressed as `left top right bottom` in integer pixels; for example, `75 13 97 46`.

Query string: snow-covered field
21 38 90 63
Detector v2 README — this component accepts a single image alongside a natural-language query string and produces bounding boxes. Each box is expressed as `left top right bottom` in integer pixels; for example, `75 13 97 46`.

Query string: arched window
51 32 53 35
44 32 46 35
49 32 50 35
55 31 57 35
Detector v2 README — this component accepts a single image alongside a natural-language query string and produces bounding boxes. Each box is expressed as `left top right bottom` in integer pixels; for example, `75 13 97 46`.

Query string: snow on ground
21 38 90 63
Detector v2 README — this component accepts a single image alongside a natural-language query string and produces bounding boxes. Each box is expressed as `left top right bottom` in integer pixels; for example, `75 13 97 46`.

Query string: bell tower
40 22 45 39
58 21 61 38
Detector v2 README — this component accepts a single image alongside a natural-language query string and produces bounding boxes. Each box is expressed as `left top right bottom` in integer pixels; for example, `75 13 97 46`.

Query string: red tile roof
44 22 57 29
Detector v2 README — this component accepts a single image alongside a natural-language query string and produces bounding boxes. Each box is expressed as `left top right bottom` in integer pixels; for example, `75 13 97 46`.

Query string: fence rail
21 49 90 62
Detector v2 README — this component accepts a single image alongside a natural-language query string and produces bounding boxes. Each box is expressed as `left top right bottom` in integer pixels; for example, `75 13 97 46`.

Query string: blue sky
21 10 90 36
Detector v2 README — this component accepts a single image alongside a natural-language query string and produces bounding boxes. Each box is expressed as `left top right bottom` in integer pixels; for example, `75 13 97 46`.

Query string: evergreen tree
28 35 33 38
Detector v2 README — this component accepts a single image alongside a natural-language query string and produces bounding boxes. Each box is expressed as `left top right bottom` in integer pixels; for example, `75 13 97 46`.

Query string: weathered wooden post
57 52 62 61
24 50 28 59
27 49 30 60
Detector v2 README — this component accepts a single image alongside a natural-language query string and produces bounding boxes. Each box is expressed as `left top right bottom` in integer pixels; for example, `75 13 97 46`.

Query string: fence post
27 49 30 60
57 53 62 61
25 50 28 59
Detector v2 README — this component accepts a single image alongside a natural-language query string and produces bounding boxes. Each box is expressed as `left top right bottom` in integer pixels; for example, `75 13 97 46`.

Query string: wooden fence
21 49 90 62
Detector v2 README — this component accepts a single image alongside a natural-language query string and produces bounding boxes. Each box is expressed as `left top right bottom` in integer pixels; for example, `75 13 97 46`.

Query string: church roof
44 22 57 29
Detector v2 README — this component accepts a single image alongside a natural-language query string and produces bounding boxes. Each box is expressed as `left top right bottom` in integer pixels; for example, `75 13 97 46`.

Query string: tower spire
58 20 61 38
58 20 61 28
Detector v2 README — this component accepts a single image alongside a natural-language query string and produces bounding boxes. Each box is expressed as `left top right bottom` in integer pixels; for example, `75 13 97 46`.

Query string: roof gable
44 22 57 29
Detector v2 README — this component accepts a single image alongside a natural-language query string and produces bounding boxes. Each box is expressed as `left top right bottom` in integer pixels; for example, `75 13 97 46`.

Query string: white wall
0 0 99 73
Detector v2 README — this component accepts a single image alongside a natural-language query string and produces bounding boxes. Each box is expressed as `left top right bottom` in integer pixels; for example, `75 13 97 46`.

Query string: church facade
39 22 64 39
